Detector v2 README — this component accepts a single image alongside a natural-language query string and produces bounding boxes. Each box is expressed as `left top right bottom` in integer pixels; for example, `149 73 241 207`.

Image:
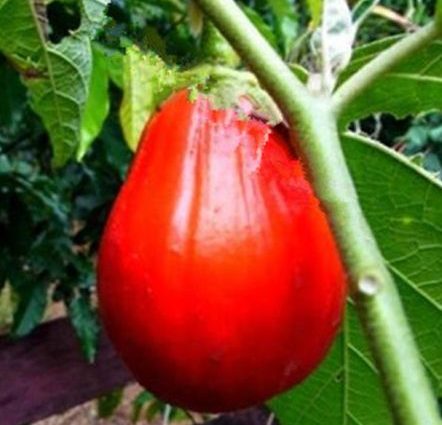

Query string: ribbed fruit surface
98 90 346 413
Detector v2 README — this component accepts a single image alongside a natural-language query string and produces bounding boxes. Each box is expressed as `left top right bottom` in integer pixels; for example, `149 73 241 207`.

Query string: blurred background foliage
0 0 440 367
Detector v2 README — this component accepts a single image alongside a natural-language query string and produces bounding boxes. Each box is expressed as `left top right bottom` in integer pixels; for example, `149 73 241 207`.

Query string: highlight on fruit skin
98 89 347 413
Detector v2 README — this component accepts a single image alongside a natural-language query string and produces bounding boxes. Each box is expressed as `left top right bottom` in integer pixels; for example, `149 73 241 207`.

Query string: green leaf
78 45 110 159
0 61 27 129
119 46 178 151
0 0 46 68
338 37 442 127
68 293 100 362
270 304 393 424
145 399 165 421
269 134 442 424
351 0 379 23
0 0 110 165
11 282 48 338
26 34 92 165
107 50 124 88
97 388 124 418
289 63 310 83
132 390 153 423
306 0 323 27
267 0 299 57
79 0 110 36
239 4 279 50
200 22 240 67
344 134 442 394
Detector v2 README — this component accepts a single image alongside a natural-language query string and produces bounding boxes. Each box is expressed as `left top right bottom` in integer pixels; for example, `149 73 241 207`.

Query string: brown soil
33 384 190 425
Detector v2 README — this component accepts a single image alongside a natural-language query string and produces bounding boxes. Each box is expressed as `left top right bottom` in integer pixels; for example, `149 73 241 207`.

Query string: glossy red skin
98 90 346 413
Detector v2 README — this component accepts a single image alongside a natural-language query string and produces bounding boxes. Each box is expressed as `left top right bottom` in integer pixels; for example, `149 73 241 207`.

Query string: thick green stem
193 1 441 424
333 22 441 116
298 106 441 425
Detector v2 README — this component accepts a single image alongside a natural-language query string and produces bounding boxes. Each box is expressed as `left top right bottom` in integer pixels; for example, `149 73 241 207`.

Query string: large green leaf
26 34 92 165
269 133 442 425
270 305 392 425
344 133 442 394
0 0 46 68
338 37 442 126
0 0 110 165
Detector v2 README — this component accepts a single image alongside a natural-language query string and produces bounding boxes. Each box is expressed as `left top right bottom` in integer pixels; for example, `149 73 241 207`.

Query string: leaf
11 282 48 338
79 0 110 36
0 60 27 129
0 0 110 165
239 4 279 50
267 0 299 57
269 133 442 424
145 399 165 421
351 0 380 23
200 22 240 67
270 303 396 424
290 63 310 83
343 134 442 393
26 34 92 165
106 50 124 88
119 46 178 151
68 293 100 362
132 390 153 423
338 37 442 126
0 0 46 68
306 0 324 28
78 45 110 159
97 388 124 418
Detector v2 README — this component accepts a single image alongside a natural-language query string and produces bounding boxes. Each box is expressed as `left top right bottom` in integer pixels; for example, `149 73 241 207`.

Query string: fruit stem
333 22 440 117
192 1 441 424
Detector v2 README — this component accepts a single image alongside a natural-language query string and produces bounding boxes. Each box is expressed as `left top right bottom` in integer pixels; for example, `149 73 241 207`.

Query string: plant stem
333 22 440 116
193 0 441 424
189 0 314 130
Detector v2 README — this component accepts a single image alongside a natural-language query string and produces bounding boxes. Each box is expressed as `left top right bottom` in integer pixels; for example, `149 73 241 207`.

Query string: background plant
0 0 440 424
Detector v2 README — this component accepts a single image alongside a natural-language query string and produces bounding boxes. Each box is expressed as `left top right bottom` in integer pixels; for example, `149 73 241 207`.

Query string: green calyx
120 45 282 152
182 65 283 125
